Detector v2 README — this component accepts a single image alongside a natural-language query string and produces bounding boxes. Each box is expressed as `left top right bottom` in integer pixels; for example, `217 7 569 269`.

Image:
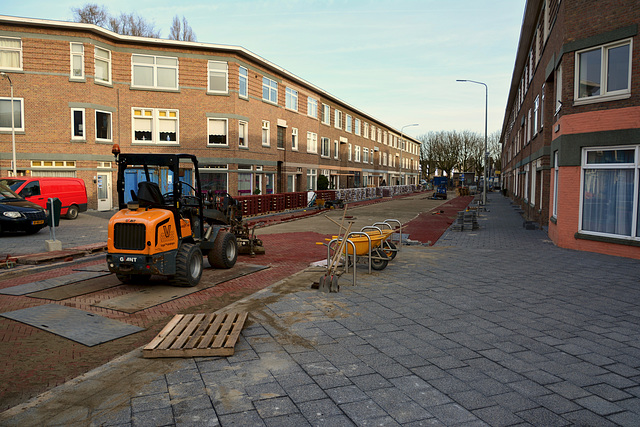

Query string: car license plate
32 220 45 225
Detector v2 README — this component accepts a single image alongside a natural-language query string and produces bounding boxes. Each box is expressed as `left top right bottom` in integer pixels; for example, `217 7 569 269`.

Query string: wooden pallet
143 312 248 358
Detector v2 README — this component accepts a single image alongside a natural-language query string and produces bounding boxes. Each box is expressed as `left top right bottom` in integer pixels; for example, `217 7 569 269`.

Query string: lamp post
400 123 418 185
457 79 488 206
0 72 16 177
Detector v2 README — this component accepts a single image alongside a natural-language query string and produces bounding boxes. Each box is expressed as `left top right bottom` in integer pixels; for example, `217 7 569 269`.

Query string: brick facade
500 0 640 259
0 16 421 210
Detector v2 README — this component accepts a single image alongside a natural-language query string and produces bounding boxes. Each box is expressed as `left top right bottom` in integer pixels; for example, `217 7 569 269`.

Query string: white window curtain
582 169 633 235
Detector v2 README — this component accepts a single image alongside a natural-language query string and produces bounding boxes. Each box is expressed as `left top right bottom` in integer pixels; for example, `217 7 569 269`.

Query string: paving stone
326 385 370 405
298 398 344 422
575 395 624 416
473 405 523 427
253 396 298 418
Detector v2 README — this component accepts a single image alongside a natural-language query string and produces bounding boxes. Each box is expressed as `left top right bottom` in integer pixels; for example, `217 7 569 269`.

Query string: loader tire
208 231 238 269
171 243 203 287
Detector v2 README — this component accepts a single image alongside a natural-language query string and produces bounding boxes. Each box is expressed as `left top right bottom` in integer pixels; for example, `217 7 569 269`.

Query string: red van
1 177 88 219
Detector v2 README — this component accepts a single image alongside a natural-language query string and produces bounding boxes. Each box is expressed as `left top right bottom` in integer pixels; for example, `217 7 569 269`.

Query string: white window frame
207 60 228 94
321 137 330 158
574 38 632 104
0 97 24 132
94 47 111 85
363 123 369 139
307 97 318 119
355 145 361 163
0 37 22 71
132 108 179 145
239 66 248 98
533 95 539 136
334 140 339 160
262 77 278 103
291 127 298 151
346 115 352 133
354 118 361 136
207 117 228 147
71 108 85 140
70 42 84 80
555 64 562 113
131 54 179 90
95 110 112 142
285 87 298 111
321 104 330 125
363 147 369 164
348 143 352 161
307 131 318 154
580 145 639 239
262 120 270 147
239 120 248 148
335 110 343 129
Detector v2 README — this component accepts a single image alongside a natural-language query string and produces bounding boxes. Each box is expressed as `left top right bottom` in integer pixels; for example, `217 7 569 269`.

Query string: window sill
206 144 229 148
130 86 180 93
575 231 640 247
207 91 230 96
550 216 557 224
94 80 113 88
69 77 86 83
239 146 249 150
71 139 87 143
573 92 631 106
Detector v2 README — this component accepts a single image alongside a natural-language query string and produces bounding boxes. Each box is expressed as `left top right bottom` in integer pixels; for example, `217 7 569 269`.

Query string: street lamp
400 123 418 185
0 72 16 177
457 79 488 206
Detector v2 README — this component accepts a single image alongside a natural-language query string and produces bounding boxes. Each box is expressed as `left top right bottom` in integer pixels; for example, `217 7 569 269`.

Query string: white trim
70 107 85 140
70 42 84 80
207 60 228 94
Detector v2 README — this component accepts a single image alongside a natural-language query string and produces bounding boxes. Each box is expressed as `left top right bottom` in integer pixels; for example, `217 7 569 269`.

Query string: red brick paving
402 196 473 244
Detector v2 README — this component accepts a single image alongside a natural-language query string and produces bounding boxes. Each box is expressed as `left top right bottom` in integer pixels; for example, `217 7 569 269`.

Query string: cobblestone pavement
2 192 640 426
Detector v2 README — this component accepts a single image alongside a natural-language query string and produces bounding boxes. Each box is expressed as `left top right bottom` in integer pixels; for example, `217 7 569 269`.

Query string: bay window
132 108 179 144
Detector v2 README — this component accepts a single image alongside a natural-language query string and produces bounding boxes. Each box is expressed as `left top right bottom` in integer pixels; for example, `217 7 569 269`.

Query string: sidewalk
2 192 640 426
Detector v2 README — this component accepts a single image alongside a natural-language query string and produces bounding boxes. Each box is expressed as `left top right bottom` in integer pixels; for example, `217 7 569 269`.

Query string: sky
2 0 526 139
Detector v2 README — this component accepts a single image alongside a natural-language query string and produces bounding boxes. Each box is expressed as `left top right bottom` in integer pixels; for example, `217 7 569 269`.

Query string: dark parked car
0 182 48 234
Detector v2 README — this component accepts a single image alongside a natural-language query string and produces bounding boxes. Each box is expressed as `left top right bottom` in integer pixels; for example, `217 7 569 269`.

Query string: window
383 152 387 166
95 110 112 141
201 164 228 194
131 54 178 90
555 63 562 113
0 37 22 70
95 47 111 84
262 77 277 103
321 137 330 157
239 121 248 148
207 118 227 146
348 143 352 161
363 148 369 163
334 140 339 160
307 132 317 153
307 97 318 118
205 60 227 93
533 95 539 136
262 121 270 146
576 39 631 101
291 128 298 150
363 123 369 139
527 109 532 142
0 97 24 131
277 126 285 149
238 166 252 195
307 168 317 191
355 118 361 136
335 110 343 129
71 108 85 140
581 147 638 238
285 87 298 111
70 43 84 80
239 66 248 98
530 161 536 207
346 115 352 133
355 146 361 162
553 151 558 217
133 108 178 144
540 84 545 129
321 104 330 125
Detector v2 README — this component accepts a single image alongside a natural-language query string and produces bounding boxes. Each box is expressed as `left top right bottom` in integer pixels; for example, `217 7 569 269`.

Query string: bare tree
419 131 461 181
108 12 161 38
169 15 197 41
72 3 109 26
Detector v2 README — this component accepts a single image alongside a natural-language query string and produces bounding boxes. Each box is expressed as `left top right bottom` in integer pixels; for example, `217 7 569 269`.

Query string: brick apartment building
500 0 640 259
0 15 421 211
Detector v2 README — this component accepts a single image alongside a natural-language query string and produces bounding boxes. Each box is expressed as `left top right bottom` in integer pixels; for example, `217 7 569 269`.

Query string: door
97 172 112 211
254 173 262 195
